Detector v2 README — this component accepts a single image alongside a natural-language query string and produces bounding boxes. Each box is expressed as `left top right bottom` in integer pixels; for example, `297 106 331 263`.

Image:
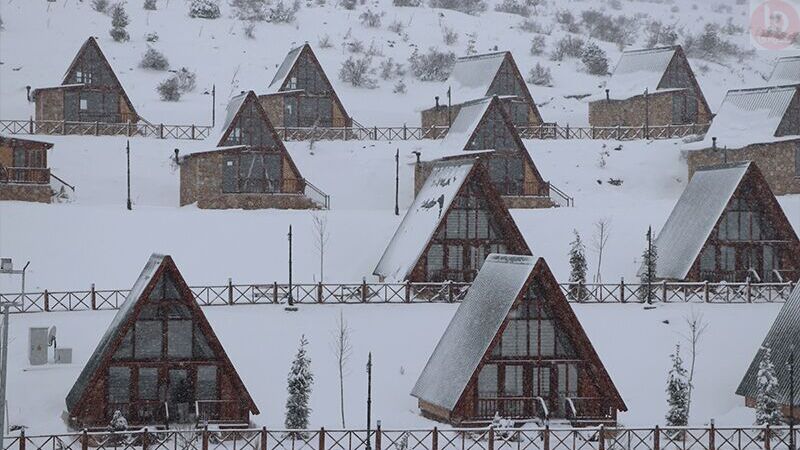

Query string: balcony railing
0 166 51 184
476 397 552 420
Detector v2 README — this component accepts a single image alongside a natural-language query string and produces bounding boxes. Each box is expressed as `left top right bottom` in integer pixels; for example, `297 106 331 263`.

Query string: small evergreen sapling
189 0 222 19
666 344 690 428
640 226 658 303
110 410 128 431
568 230 588 301
755 346 784 426
285 335 314 431
139 48 170 70
109 3 130 42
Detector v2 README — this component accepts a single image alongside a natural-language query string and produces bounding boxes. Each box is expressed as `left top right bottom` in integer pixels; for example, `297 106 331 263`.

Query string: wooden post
273 282 279 304
81 429 88 450
44 289 50 312
127 121 133 137
764 425 771 450
661 280 667 303
191 124 196 140
747 279 752 303
19 427 25 450
487 427 494 450
202 426 209 450
543 425 550 450
432 427 438 450
317 282 323 303
95 121 100 136
160 124 164 139
405 280 411 303
704 281 709 303
598 425 605 450
362 280 368 303
261 427 268 450
319 427 326 450
29 117 34 134
565 124 570 139
375 424 382 450
142 428 149 450
653 426 660 450
373 126 378 140
403 124 407 140
620 278 626 303
616 124 621 140
709 421 715 450
62 120 66 135
91 283 97 310
228 277 234 305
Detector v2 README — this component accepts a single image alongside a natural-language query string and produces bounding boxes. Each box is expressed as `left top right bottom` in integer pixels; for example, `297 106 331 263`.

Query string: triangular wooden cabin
0 136 54 203
588 45 711 128
66 254 258 429
416 96 554 209
421 51 543 129
651 161 800 283
684 84 800 195
375 156 531 282
180 91 326 209
412 254 626 425
737 282 800 420
259 44 351 128
31 37 139 125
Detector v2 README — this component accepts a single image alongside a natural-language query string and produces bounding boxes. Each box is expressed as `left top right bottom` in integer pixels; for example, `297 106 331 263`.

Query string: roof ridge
621 45 679 55
456 51 508 62
726 83 800 95
694 160 752 172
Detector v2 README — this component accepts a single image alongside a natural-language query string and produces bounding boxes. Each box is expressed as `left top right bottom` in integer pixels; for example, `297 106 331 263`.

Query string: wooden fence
4 425 799 450
0 280 794 314
0 119 709 143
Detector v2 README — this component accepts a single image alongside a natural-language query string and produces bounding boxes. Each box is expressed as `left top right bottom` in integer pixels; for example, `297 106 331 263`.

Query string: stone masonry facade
0 183 51 203
588 91 711 128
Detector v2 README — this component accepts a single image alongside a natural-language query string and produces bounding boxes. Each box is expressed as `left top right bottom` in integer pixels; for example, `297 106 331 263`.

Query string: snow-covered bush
339 56 378 88
92 0 110 13
269 0 300 23
581 42 609 75
428 0 486 16
393 79 407 94
285 335 314 430
145 32 159 42
109 3 130 42
339 0 357 10
408 47 455 81
139 48 170 70
175 67 197 92
755 346 784 426
157 76 181 101
393 0 422 7
346 39 365 54
379 58 405 80
144 0 157 10
666 345 689 427
189 0 222 19
550 35 584 61
465 32 477 55
519 19 550 34
555 9 579 33
231 0 269 21
388 20 405 34
442 26 458 46
527 62 552 86
639 226 658 303
581 10 638 47
645 21 677 48
243 21 257 38
318 34 333 48
684 23 748 60
529 35 546 55
494 0 529 17
110 410 128 431
359 9 382 28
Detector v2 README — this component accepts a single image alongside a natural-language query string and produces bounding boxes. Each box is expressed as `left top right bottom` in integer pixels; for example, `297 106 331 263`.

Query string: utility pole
366 352 373 450
126 140 132 211
212 84 216 128
447 86 452 128
790 346 796 450
644 89 650 139
287 225 294 307
394 149 399 216
0 259 27 450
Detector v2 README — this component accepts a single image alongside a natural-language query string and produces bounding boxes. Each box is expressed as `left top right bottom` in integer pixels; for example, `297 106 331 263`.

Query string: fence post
598 425 605 450
376 424 382 450
764 425 771 450
565 123 570 139
317 281 323 303
91 283 97 310
29 117 34 134
487 427 494 450
62 120 66 135
362 279 368 303
448 281 454 303
202 426 209 450
403 124 408 140
81 429 88 450
142 428 149 450
319 427 326 450
228 277 234 305
95 121 100 136
191 124 196 140
661 280 667 303
160 124 164 139
19 427 25 450
653 426 660 450
709 421 715 450
273 282 279 304
44 289 50 312
620 278 626 303
260 427 268 450
127 121 132 137
543 425 550 450
432 427 438 450
704 281 709 303
747 279 752 303
373 126 378 140
616 124 621 140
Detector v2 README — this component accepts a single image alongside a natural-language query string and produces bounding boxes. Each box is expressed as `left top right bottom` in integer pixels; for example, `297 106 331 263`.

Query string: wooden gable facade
66 254 258 429
32 37 139 124
259 44 351 128
375 157 531 283
412 255 626 426
180 91 321 210
421 51 543 129
0 136 54 203
654 162 800 283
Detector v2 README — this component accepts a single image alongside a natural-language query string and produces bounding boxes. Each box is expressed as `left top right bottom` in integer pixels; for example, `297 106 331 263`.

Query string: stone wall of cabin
180 152 317 210
0 183 51 203
35 89 64 122
420 104 462 138
686 140 800 195
589 92 675 128
0 144 12 167
331 99 349 127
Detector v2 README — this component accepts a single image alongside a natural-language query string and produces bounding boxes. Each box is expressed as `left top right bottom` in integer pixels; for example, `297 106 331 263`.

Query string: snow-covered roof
411 254 537 411
66 254 167 411
768 55 800 84
268 44 305 93
600 46 679 101
653 162 751 280
207 91 250 147
737 282 800 406
439 97 494 152
685 84 799 151
447 52 508 103
373 158 476 281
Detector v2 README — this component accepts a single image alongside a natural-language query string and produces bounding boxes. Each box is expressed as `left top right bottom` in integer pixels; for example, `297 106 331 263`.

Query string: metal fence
4 425 799 450
0 119 212 140
0 280 794 314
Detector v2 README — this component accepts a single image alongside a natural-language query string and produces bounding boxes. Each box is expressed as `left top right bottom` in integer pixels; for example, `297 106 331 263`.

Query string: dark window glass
135 321 162 359
197 366 218 400
138 368 159 400
700 245 716 272
477 364 498 398
168 320 193 358
504 365 524 396
113 330 133 360
222 153 283 194
194 325 215 359
223 157 237 193
533 367 551 397
108 366 131 404
149 273 181 300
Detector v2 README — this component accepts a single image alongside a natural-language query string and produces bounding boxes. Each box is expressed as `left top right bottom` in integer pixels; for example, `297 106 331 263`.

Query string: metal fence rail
0 280 794 314
0 119 212 140
4 425 799 450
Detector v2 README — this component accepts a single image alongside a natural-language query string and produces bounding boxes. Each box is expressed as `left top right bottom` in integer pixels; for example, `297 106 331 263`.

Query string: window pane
138 368 159 400
223 158 237 193
448 245 463 271
539 320 555 356
197 366 218 400
795 144 800 176
168 320 193 358
727 211 739 240
478 364 498 398
501 320 527 356
567 364 579 397
504 365 524 396
150 273 181 300
135 321 163 359
114 330 133 360
194 325 215 359
740 211 751 240
721 246 736 272
700 246 716 272
427 244 444 272
533 367 551 397
108 367 131 403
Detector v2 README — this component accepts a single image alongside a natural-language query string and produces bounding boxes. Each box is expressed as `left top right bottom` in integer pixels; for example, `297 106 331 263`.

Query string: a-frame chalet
66 254 259 428
416 96 556 209
412 254 626 425
180 90 327 209
31 37 139 125
651 161 800 282
421 51 543 129
259 44 351 128
375 156 531 282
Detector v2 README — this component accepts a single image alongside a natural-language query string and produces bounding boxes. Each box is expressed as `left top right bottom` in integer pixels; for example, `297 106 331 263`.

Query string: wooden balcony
0 167 51 185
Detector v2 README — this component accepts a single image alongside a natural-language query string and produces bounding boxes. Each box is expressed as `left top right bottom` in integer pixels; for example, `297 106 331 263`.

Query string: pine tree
640 226 658 303
109 3 130 42
285 335 314 431
666 344 690 428
755 346 784 426
568 230 588 301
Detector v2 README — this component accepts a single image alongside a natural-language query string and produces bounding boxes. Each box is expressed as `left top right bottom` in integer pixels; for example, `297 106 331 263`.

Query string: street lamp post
0 259 27 450
366 352 373 450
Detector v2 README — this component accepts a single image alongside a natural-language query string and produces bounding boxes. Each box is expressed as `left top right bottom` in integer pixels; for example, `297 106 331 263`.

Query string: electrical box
55 348 72 364
0 259 11 272
29 327 48 366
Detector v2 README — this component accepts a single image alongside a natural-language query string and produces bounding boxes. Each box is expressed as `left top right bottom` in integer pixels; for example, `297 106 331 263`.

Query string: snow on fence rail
0 119 709 143
4 425 799 450
0 280 794 314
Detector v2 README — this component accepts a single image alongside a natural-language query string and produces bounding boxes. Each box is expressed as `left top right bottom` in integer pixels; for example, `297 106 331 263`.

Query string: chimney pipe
412 151 421 163
605 89 610 101
435 96 440 110
712 137 717 151
26 86 31 102
174 148 180 165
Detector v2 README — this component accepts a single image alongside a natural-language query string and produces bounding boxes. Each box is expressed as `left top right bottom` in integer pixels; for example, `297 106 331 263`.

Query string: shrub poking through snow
580 10 638 48
339 56 378 88
529 35 546 55
581 42 608 75
143 0 157 10
268 0 300 23
243 21 256 38
666 345 690 427
157 76 182 101
555 9 579 33
231 0 269 21
494 0 529 17
109 3 130 42
145 32 159 42
393 79 407 94
359 9 382 28
318 34 333 48
755 346 784 426
189 0 222 19
285 335 314 431
110 410 128 431
92 0 110 13
550 35 584 61
442 26 458 46
428 0 486 16
393 0 422 6
526 63 552 86
408 47 455 81
139 48 170 70
339 0 357 10
379 58 405 80
175 67 197 92
645 21 678 48
684 23 749 60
